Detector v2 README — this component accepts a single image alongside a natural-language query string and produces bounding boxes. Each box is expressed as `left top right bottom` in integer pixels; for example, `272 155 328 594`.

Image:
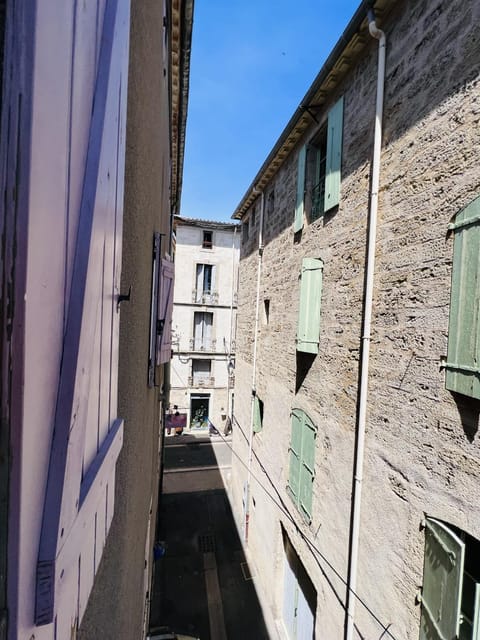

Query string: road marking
203 551 227 640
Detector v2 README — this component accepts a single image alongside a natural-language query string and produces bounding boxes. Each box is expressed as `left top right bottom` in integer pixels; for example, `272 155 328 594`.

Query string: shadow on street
149 431 271 640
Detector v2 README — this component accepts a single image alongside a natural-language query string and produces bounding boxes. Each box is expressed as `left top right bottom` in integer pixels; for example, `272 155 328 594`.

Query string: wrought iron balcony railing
189 338 216 352
191 289 219 305
188 375 215 388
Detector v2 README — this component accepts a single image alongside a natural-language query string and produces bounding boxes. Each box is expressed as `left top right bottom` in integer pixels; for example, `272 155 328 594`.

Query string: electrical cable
214 415 402 640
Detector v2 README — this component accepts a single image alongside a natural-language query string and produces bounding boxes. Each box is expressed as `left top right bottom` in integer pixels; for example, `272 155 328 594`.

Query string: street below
149 431 271 640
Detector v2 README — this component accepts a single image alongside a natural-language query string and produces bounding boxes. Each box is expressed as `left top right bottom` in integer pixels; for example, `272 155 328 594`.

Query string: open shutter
288 410 303 503
419 518 465 640
157 258 175 365
297 258 323 354
148 233 161 387
324 96 344 211
446 196 480 399
294 145 306 233
195 263 203 302
35 0 130 627
253 395 262 433
299 415 316 522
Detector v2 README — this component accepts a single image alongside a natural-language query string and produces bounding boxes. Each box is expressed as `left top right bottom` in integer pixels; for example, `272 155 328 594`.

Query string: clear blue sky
180 0 361 222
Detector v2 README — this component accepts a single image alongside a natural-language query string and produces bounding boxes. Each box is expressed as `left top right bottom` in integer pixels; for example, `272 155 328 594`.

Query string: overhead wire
213 415 402 640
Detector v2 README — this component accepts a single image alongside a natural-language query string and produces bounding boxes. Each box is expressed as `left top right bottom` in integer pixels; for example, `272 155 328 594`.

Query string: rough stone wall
231 0 480 638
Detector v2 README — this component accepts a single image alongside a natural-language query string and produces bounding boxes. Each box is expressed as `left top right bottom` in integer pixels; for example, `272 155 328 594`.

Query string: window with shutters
194 263 217 304
294 96 344 233
253 394 264 433
445 196 480 400
287 409 316 522
419 518 480 640
297 258 323 354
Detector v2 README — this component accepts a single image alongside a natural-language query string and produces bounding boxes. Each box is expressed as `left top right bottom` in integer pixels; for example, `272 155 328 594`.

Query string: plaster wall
231 0 480 638
79 2 170 638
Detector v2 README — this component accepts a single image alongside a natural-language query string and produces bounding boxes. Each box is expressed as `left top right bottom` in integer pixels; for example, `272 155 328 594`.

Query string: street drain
198 533 216 553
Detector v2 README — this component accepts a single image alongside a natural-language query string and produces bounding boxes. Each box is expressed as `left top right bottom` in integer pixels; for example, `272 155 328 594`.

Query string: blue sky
180 0 361 222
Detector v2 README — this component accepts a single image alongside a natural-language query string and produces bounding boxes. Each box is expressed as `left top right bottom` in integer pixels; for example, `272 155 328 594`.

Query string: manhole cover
198 533 216 553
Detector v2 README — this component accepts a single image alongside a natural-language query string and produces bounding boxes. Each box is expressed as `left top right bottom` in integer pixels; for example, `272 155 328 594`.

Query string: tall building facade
170 217 239 434
0 1 192 639
229 1 480 639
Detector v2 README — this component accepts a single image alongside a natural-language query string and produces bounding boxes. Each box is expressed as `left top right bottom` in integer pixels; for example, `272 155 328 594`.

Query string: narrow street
149 431 271 640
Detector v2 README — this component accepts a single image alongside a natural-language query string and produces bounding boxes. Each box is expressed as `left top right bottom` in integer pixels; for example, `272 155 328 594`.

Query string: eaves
231 0 397 220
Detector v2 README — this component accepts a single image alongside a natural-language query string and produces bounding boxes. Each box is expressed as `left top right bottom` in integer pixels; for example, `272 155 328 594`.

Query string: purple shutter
157 258 175 364
35 0 130 628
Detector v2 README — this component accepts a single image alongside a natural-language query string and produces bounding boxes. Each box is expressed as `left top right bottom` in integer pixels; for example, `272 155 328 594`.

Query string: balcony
188 375 215 388
192 289 219 305
189 338 216 352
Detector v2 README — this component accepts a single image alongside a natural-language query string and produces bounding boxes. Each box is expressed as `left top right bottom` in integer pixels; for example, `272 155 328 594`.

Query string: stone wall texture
230 0 480 638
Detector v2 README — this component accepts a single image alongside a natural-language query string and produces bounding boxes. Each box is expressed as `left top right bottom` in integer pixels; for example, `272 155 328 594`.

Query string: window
243 218 249 242
193 311 213 350
263 299 270 325
294 96 344 233
445 196 480 400
192 359 212 385
195 263 216 303
253 394 264 433
202 230 213 249
297 258 323 354
287 409 316 522
419 518 480 640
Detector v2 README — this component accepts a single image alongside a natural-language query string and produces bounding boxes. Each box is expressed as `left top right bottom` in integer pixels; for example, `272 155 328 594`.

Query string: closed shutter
157 257 174 364
419 518 464 640
297 258 323 354
294 145 307 233
35 0 130 626
299 416 316 521
288 410 303 502
446 196 480 399
253 395 263 433
324 96 344 211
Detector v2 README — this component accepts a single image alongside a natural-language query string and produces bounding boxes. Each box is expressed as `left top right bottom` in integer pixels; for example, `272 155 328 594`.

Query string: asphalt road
149 431 271 640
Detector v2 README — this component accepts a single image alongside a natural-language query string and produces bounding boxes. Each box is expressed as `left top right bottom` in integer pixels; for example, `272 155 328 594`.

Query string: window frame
202 229 213 249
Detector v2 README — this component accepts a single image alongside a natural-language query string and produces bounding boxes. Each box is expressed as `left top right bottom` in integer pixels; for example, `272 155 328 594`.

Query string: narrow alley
149 431 271 640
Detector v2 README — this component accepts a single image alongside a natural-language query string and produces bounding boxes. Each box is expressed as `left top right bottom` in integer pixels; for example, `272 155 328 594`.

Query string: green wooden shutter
299 415 316 521
324 96 344 211
297 258 323 354
253 395 262 433
419 518 465 640
294 145 306 233
288 410 303 502
446 196 480 400
472 582 480 640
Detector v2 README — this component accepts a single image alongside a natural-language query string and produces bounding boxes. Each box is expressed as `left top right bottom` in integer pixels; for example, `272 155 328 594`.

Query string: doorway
190 394 210 428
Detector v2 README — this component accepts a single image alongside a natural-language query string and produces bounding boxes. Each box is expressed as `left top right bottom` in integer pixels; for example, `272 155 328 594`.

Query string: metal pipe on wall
244 188 265 543
345 10 386 640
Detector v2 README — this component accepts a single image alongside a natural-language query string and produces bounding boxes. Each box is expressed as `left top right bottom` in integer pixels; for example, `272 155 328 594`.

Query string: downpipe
345 11 386 640
244 188 264 543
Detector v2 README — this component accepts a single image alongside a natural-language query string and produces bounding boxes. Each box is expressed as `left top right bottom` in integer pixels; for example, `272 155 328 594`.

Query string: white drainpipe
345 12 386 640
244 188 264 543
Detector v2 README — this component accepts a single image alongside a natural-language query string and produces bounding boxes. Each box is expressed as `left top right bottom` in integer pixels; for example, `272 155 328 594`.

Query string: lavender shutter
157 258 175 364
35 0 130 627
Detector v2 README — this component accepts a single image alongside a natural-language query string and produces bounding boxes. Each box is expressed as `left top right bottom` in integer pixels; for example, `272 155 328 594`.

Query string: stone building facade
170 217 239 435
229 1 480 639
